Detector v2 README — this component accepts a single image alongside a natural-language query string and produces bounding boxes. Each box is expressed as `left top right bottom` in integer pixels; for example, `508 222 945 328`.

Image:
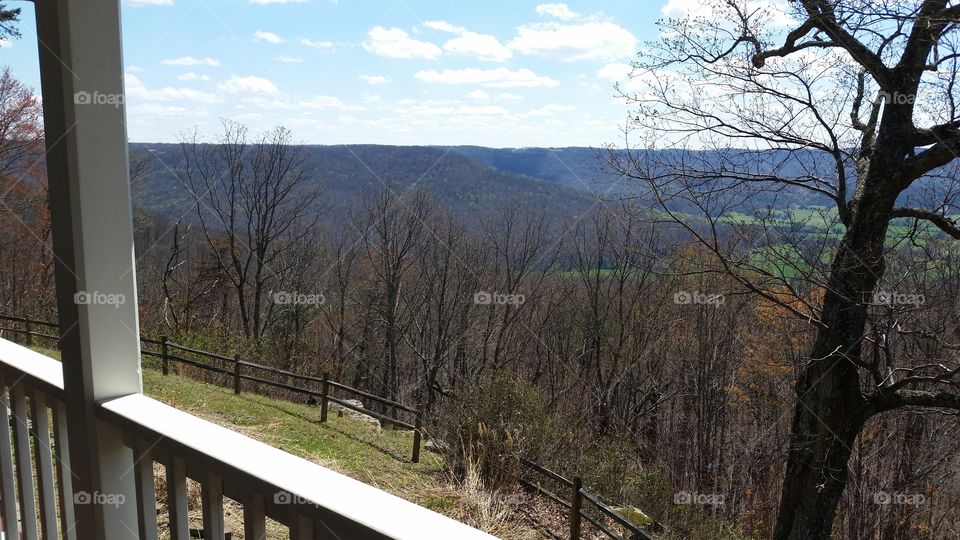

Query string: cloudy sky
2 0 754 147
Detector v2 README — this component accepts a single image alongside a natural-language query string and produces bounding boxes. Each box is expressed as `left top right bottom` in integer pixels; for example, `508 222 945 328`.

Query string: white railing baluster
0 378 19 539
200 471 224 540
243 494 266 540
290 513 314 540
165 456 190 540
133 441 159 540
0 340 497 540
29 391 58 540
11 384 39 539
51 401 76 540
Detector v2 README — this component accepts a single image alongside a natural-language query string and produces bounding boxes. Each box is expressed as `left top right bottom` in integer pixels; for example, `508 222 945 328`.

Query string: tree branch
913 119 960 147
798 0 895 89
890 207 960 238
872 389 960 414
899 134 960 187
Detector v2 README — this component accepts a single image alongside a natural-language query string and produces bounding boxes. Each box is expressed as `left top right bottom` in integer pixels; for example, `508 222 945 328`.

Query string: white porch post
35 0 143 538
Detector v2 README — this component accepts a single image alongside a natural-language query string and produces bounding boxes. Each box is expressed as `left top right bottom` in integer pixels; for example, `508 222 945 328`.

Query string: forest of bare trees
2 1 960 539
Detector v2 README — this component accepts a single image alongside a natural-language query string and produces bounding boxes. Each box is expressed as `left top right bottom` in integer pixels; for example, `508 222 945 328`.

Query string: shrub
439 371 555 489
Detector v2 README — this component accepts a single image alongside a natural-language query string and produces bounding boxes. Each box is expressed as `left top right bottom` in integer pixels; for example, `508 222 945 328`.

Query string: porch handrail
0 336 495 539
1 313 425 461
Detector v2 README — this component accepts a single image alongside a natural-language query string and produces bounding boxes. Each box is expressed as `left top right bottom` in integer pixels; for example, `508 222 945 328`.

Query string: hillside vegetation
29 346 541 539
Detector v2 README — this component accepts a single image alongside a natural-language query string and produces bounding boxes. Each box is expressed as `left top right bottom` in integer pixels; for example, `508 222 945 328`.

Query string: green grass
140 367 442 490
25 345 525 537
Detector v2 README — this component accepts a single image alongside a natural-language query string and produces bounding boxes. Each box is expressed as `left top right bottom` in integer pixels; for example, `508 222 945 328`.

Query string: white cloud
124 0 174 6
243 94 349 111
254 30 284 44
445 32 512 62
162 56 220 66
300 38 334 49
508 21 637 62
127 65 145 73
300 96 346 109
363 26 442 59
249 0 308 4
275 56 304 63
458 105 510 116
496 92 524 101
661 0 710 17
522 103 576 116
466 90 491 101
217 75 279 94
661 0 794 26
597 63 633 80
415 68 559 88
0 39 9 49
129 104 207 119
423 20 465 33
423 20 512 62
535 3 579 20
394 100 509 118
177 72 211 82
125 74 218 103
360 75 390 85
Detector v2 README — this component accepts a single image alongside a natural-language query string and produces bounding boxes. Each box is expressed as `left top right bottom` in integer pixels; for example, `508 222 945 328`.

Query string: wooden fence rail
0 314 424 463
2 313 654 538
520 458 656 540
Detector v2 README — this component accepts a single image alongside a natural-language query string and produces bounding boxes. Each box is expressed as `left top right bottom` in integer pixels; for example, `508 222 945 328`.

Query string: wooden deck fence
0 314 424 463
518 460 656 539
1 313 659 539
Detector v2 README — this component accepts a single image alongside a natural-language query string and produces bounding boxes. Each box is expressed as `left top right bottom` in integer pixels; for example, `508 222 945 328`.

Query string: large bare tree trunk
775 184 896 538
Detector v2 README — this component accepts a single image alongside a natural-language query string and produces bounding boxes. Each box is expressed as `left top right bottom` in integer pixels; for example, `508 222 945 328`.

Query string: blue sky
2 1 711 147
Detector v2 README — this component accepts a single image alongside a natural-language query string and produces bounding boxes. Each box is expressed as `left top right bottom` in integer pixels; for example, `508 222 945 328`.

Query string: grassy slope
29 346 534 538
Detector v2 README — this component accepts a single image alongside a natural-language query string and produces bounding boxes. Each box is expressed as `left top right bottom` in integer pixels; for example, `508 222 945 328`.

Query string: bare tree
362 188 434 404
478 206 556 370
402 211 483 411
609 1 960 538
179 121 322 339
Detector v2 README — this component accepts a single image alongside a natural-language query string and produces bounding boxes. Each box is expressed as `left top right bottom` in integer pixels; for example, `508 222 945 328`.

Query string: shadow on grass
232 393 411 464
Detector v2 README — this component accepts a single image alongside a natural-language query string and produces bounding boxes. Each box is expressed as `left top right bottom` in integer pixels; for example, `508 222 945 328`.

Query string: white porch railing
0 337 495 539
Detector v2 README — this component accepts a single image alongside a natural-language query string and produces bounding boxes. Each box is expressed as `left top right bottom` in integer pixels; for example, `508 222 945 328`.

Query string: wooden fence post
24 319 33 347
320 373 329 423
570 477 582 540
233 354 242 395
412 412 422 464
160 336 169 376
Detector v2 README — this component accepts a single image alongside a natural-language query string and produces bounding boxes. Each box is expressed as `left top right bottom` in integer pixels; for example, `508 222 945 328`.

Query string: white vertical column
34 0 143 538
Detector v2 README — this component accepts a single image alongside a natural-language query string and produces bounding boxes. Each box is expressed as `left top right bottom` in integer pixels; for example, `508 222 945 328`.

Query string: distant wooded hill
130 143 946 228
131 143 601 226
